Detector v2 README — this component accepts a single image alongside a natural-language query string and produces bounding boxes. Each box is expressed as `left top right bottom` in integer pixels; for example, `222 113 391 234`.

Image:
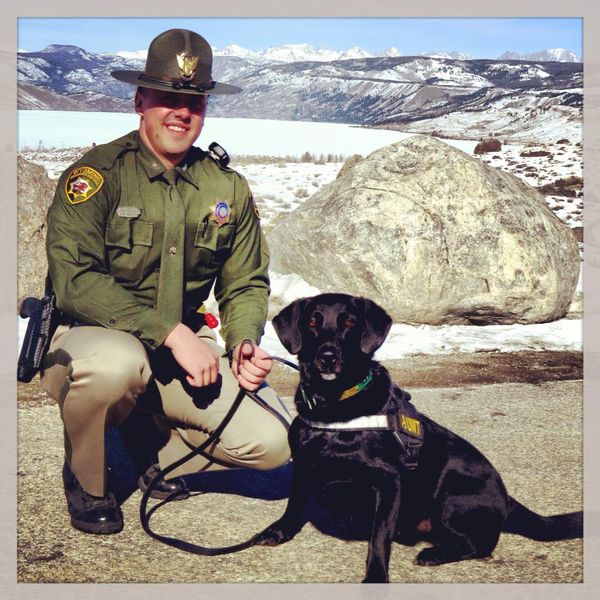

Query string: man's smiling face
135 87 208 168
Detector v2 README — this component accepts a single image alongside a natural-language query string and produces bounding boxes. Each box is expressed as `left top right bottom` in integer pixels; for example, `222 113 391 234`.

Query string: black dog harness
299 373 424 470
299 412 423 470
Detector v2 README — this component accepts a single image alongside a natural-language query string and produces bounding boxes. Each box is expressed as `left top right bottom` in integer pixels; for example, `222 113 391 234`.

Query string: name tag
117 206 141 218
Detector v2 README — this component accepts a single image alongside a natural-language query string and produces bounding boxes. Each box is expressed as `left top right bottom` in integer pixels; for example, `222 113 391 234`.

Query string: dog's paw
362 570 389 583
252 524 296 547
415 547 447 566
415 546 479 566
252 529 286 546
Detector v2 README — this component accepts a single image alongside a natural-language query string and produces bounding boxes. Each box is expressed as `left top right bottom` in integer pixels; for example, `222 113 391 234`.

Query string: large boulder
18 156 55 306
267 135 579 325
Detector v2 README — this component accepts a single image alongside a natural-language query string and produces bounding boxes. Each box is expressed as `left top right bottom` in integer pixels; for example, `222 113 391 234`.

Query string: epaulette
60 133 138 206
77 131 138 171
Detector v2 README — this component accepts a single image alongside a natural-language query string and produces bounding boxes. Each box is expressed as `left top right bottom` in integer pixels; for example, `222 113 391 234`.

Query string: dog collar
300 370 374 409
339 371 374 400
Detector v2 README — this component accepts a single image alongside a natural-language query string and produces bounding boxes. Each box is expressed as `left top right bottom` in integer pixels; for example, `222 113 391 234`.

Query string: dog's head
272 293 392 384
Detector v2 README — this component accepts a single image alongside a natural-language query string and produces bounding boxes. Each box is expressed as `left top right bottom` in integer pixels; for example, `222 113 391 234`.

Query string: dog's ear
272 298 311 355
352 297 392 354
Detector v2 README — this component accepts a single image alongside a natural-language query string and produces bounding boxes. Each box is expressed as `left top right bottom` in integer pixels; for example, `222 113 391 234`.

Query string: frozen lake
17 110 477 157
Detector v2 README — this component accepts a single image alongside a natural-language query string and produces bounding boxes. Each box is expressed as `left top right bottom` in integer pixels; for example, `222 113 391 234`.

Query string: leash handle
227 338 255 376
234 338 255 377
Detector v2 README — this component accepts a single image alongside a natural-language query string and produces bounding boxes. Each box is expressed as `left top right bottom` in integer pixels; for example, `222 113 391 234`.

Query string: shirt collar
135 133 199 189
175 152 201 188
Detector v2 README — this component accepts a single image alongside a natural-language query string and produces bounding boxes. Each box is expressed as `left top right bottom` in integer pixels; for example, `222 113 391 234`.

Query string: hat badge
176 53 200 81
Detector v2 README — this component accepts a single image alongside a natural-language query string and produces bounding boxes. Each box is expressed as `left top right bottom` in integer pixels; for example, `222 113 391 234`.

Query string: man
41 29 291 535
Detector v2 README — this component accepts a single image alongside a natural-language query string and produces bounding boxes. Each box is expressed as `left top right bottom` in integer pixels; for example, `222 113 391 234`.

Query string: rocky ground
17 350 583 584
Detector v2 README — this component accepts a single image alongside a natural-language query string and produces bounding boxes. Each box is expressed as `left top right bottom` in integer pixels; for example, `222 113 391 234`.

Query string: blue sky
18 17 582 59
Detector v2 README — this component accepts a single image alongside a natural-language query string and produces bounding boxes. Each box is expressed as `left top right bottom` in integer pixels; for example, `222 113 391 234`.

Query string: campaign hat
111 29 241 95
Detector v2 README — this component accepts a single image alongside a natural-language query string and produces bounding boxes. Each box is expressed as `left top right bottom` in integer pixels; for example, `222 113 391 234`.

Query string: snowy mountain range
17 43 582 142
497 48 580 63
115 43 579 64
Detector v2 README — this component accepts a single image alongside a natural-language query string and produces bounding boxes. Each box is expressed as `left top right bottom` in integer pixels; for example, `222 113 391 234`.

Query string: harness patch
400 414 422 438
65 166 104 205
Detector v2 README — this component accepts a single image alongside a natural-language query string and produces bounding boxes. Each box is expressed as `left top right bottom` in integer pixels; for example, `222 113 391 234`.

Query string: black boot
138 463 190 500
62 462 123 534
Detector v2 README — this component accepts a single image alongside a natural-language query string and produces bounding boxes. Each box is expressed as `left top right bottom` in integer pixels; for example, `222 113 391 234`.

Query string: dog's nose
317 345 339 369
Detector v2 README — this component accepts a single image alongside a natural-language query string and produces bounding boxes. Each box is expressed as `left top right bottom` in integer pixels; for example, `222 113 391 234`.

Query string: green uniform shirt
46 130 270 351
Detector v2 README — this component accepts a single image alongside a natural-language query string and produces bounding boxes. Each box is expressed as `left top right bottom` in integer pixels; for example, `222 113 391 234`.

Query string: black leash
139 354 298 556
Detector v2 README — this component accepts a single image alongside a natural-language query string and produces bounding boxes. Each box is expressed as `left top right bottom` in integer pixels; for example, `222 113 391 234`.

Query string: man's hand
164 323 220 387
231 340 273 391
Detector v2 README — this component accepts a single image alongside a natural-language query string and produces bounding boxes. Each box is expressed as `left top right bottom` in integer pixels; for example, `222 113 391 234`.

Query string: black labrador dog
253 293 583 583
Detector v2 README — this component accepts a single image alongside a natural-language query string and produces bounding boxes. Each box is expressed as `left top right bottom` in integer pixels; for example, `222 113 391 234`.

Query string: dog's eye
307 319 317 328
344 318 355 328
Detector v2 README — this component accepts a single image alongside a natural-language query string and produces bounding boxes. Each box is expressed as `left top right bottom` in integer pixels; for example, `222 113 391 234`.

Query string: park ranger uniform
41 130 291 499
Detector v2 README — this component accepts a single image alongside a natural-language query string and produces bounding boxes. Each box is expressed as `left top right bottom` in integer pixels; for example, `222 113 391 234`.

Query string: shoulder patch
65 166 104 205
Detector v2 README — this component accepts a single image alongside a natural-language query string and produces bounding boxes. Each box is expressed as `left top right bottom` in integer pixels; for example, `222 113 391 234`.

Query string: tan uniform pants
41 324 291 497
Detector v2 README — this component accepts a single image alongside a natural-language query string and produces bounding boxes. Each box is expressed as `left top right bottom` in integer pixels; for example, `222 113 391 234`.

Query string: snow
260 317 582 362
216 43 376 63
197 44 578 64
404 96 582 144
16 309 582 363
216 44 255 57
115 50 147 60
17 111 582 360
338 46 372 60
17 59 51 82
380 47 402 58
64 69 95 83
504 48 581 63
241 161 345 226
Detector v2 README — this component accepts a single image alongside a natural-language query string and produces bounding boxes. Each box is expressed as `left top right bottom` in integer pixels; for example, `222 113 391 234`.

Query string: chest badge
65 166 104 205
209 201 231 227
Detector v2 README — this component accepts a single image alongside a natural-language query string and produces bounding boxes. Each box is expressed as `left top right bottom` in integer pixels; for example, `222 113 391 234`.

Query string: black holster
17 276 62 383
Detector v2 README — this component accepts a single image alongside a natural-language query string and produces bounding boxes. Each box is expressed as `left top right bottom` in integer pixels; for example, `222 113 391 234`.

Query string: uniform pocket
131 220 153 246
105 218 131 250
105 218 154 286
195 221 234 255
189 221 235 275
